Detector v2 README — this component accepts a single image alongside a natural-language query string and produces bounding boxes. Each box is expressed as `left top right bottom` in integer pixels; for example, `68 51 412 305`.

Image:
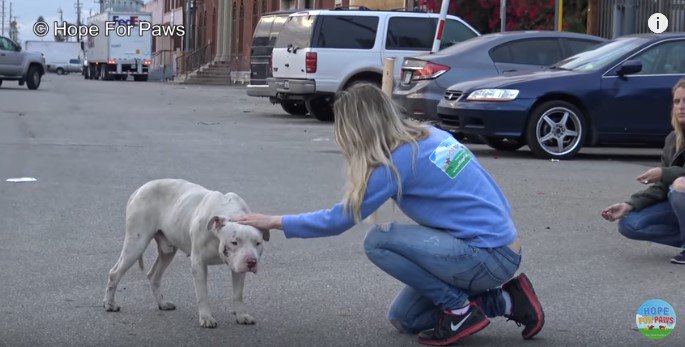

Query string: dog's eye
256 242 261 246
231 241 238 246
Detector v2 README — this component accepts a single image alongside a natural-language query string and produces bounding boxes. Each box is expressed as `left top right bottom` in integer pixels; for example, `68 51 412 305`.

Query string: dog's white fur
103 179 269 328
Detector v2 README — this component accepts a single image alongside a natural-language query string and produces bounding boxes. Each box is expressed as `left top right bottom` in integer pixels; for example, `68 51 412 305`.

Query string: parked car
247 10 297 111
50 58 83 75
393 31 606 121
269 8 479 121
436 33 685 159
0 35 46 90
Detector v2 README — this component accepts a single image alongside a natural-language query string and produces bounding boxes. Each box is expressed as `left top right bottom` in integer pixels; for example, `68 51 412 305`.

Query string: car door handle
284 63 289 68
503 69 516 72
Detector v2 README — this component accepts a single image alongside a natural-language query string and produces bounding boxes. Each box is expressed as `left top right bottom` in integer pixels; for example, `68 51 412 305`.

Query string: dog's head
207 216 269 273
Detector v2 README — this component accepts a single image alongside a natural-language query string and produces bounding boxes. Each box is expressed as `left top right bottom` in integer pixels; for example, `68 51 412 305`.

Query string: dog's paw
158 302 176 311
233 312 255 325
199 315 218 328
104 302 120 312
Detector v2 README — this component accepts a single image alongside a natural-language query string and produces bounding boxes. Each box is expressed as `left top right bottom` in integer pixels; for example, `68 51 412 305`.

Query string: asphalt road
0 74 682 346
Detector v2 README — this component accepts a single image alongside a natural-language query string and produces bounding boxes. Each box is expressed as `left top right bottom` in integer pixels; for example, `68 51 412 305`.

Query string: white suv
268 9 479 121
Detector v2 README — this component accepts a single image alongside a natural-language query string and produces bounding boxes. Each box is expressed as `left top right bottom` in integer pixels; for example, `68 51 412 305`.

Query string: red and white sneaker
417 303 490 346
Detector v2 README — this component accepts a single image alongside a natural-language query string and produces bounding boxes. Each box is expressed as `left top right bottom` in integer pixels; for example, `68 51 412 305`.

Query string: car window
275 15 316 49
69 59 80 64
0 37 14 51
439 19 478 50
386 17 434 50
565 39 601 56
252 15 275 47
314 15 378 49
556 38 647 71
631 40 685 75
490 39 562 66
269 15 288 46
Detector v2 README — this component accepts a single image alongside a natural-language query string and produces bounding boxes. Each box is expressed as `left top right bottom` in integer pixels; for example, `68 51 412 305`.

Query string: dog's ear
261 229 270 242
207 216 227 233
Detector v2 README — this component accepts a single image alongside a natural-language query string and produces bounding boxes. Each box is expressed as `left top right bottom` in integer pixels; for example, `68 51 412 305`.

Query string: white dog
103 179 269 328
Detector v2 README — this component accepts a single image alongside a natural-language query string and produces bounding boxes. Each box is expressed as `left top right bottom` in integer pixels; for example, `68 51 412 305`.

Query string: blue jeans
618 189 685 248
363 223 521 334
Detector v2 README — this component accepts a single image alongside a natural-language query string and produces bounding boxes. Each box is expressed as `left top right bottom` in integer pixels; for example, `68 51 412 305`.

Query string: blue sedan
437 33 685 159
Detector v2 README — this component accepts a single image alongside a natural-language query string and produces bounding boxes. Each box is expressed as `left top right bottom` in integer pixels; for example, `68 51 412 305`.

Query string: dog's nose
246 258 257 268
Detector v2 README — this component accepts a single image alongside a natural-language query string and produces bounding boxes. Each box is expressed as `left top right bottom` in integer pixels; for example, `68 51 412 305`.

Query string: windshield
553 37 649 71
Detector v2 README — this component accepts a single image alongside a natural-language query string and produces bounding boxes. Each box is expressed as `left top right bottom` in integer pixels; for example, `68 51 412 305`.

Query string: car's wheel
482 136 525 151
56 68 64 75
101 65 111 81
281 101 308 115
346 78 381 90
26 67 41 90
525 100 586 159
306 95 334 122
0 80 3 87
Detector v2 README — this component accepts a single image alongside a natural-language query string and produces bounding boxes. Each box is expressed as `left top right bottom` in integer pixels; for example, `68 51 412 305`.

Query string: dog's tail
138 256 144 270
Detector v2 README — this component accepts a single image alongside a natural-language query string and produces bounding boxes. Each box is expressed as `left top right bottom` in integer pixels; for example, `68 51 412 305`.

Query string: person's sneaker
503 273 545 339
417 303 490 346
670 250 685 264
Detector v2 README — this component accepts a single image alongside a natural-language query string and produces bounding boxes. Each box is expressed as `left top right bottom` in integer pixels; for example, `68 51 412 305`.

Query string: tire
280 101 308 115
525 100 586 159
346 78 381 90
306 95 334 122
482 136 525 151
26 66 41 90
0 80 3 87
56 68 64 75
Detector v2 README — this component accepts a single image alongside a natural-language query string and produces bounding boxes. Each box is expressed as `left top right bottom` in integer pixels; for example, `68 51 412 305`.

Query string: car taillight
413 62 449 80
107 59 116 65
306 52 317 73
143 59 151 65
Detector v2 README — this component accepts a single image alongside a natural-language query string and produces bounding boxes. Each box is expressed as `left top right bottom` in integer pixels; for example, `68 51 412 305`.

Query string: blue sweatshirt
282 126 517 248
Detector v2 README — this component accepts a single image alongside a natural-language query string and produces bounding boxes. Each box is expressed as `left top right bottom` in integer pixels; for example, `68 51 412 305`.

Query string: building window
262 0 267 13
233 1 237 18
254 0 258 16
240 0 244 19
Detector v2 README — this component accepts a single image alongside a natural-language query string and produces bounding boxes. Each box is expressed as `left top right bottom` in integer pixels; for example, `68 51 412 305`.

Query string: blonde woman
233 84 544 345
602 78 685 264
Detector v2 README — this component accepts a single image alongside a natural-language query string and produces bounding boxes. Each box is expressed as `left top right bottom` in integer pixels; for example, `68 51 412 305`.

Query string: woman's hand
601 203 633 222
231 213 283 231
636 167 662 185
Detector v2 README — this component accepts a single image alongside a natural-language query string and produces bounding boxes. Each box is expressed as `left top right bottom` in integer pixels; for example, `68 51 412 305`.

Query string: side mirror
616 59 642 77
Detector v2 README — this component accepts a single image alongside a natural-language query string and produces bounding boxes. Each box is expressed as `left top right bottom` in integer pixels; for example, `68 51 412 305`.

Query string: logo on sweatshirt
636 298 676 339
429 137 472 179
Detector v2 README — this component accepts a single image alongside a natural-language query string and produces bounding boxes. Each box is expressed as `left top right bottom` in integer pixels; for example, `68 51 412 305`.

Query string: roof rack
389 7 427 13
332 6 372 11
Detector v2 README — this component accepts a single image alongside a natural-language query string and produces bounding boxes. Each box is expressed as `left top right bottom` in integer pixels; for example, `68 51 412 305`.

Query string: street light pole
500 0 506 32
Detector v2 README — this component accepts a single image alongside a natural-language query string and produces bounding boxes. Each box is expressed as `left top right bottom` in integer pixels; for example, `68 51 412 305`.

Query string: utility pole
76 0 82 26
2 0 5 36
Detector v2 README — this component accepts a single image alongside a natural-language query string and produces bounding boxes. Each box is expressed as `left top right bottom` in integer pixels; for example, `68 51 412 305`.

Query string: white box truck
24 41 82 75
85 11 152 81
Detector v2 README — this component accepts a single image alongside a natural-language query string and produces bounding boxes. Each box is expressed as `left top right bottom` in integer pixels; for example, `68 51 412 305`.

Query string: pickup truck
0 35 46 90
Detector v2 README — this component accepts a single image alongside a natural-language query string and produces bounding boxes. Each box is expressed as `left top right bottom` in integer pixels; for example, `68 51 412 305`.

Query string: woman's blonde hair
671 78 685 152
333 83 430 222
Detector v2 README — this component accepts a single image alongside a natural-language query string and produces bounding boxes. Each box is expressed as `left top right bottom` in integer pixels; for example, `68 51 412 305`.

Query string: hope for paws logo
636 298 676 339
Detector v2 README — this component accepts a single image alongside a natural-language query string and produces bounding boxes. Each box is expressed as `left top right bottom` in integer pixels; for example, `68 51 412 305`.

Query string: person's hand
601 203 633 222
231 213 282 231
636 167 662 185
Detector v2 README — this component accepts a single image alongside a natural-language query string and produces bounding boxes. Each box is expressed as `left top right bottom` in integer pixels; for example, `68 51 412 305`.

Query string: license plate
402 71 412 84
283 80 290 89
